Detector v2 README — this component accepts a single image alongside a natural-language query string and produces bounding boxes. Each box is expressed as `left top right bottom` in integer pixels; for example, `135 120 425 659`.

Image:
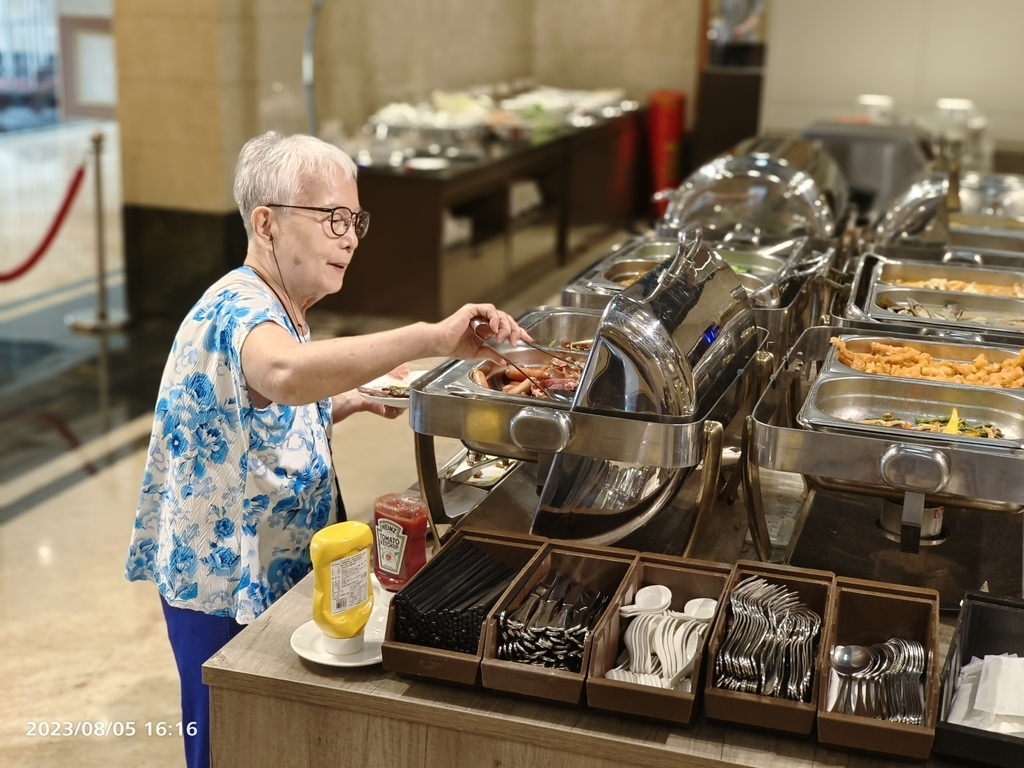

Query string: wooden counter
204 572 960 768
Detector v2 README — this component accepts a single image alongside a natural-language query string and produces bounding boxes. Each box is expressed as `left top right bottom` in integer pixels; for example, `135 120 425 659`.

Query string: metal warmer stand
742 326 1024 607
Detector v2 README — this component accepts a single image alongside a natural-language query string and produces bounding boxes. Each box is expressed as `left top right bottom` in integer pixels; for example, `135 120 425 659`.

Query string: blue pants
161 596 244 768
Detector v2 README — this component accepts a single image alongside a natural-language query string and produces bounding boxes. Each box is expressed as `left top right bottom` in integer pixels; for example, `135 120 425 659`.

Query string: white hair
233 131 358 239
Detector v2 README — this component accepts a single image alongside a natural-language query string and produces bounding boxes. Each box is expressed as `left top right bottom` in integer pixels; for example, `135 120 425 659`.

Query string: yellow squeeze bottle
310 521 374 655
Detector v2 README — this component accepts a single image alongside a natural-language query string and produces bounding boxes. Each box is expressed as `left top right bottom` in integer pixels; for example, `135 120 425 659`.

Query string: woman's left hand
331 389 404 422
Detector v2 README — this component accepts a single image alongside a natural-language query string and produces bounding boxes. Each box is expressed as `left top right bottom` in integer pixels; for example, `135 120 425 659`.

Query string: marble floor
0 121 630 767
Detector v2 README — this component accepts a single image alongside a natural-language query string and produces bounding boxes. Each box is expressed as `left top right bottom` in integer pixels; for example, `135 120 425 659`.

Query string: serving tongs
470 316 576 403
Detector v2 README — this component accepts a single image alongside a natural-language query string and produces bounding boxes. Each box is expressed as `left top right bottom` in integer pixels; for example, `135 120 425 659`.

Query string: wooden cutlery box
381 527 545 687
934 591 1024 768
585 554 731 726
479 543 635 706
816 577 940 761
704 560 835 736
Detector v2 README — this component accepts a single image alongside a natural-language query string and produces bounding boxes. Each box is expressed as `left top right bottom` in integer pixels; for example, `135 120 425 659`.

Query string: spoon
683 597 717 620
620 584 673 617
831 644 873 715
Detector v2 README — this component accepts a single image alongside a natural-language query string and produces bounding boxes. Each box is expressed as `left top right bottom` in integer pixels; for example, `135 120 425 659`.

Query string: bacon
543 378 579 391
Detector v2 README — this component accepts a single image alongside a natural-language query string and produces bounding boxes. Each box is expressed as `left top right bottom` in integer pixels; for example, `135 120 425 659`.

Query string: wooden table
204 573 960 768
323 112 641 322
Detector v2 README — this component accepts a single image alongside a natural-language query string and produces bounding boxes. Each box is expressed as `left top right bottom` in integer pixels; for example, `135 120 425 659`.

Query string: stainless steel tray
824 334 1024 377
874 259 1024 295
869 286 1024 333
564 236 834 361
796 373 1024 450
598 248 782 288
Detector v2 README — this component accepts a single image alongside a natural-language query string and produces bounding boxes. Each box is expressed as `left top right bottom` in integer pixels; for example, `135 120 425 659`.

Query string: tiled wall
115 0 704 213
533 0 702 125
115 0 251 212
760 0 1024 142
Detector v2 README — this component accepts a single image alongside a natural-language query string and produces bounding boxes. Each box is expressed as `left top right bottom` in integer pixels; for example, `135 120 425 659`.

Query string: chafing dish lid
575 226 757 419
661 136 848 240
876 171 1024 244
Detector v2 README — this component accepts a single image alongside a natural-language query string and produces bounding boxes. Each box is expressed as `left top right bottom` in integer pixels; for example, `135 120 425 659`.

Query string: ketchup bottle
372 492 429 591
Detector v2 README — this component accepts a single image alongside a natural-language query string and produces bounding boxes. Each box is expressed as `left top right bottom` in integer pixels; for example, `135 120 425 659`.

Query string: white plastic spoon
619 584 673 617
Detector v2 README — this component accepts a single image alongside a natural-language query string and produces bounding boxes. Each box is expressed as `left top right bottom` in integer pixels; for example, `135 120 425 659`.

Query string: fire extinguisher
648 91 686 218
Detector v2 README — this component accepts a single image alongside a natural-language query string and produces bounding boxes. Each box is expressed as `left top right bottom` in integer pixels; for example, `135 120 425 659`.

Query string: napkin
948 654 1024 736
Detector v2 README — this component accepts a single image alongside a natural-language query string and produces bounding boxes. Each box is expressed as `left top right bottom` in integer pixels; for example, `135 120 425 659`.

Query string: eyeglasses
266 204 370 239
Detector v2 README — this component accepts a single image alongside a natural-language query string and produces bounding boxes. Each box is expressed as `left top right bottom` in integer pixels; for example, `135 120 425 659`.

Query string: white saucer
290 586 393 668
357 370 427 409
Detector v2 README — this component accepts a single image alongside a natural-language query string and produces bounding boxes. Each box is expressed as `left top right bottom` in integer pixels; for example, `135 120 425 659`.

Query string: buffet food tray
870 287 1024 333
797 366 1024 452
841 254 1024 346
745 327 1024 516
872 258 1024 295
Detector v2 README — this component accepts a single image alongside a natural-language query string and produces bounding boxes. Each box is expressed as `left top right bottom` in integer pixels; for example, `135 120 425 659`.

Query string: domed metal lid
661 136 849 241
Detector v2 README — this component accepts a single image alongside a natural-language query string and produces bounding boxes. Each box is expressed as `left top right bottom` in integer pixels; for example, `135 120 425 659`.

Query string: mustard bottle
310 521 374 655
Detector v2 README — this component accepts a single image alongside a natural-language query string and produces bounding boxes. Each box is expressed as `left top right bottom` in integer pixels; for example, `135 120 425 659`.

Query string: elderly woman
125 131 529 768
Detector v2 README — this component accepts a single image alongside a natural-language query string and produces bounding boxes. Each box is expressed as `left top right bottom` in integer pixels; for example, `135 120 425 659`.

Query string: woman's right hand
431 303 531 360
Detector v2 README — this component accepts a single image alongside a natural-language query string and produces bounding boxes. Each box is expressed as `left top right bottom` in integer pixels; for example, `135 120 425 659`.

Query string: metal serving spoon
831 644 873 715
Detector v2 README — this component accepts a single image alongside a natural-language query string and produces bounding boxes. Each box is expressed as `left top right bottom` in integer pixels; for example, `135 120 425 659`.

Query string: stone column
114 0 256 320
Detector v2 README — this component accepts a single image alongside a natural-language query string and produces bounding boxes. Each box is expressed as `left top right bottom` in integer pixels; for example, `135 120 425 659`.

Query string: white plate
356 370 426 409
290 583 393 668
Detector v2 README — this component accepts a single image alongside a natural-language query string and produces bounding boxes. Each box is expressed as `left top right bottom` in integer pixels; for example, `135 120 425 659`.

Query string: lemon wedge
943 407 960 434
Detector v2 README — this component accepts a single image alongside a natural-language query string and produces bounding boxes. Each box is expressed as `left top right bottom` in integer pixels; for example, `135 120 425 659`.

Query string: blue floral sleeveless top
125 267 337 623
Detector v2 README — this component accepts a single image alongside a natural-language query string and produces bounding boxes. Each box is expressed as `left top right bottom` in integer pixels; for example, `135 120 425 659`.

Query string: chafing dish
412 228 770 548
658 136 849 241
562 234 837 361
875 172 1024 247
742 327 1024 561
561 236 788 307
840 253 1024 346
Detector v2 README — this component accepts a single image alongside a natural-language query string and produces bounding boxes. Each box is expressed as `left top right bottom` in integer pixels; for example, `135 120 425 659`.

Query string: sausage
505 365 551 381
470 368 489 388
507 378 532 397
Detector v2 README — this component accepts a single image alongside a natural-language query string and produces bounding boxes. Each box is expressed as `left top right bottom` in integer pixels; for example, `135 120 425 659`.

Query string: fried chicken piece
829 337 1024 389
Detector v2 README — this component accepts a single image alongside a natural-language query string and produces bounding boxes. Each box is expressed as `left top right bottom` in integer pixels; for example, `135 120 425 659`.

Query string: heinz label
375 518 407 576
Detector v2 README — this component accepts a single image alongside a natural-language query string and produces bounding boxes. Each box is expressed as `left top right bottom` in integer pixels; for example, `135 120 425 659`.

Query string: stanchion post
69 130 128 334
94 132 108 325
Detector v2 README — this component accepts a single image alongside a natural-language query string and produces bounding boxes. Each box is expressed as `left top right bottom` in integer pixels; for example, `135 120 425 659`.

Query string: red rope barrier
0 163 87 283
